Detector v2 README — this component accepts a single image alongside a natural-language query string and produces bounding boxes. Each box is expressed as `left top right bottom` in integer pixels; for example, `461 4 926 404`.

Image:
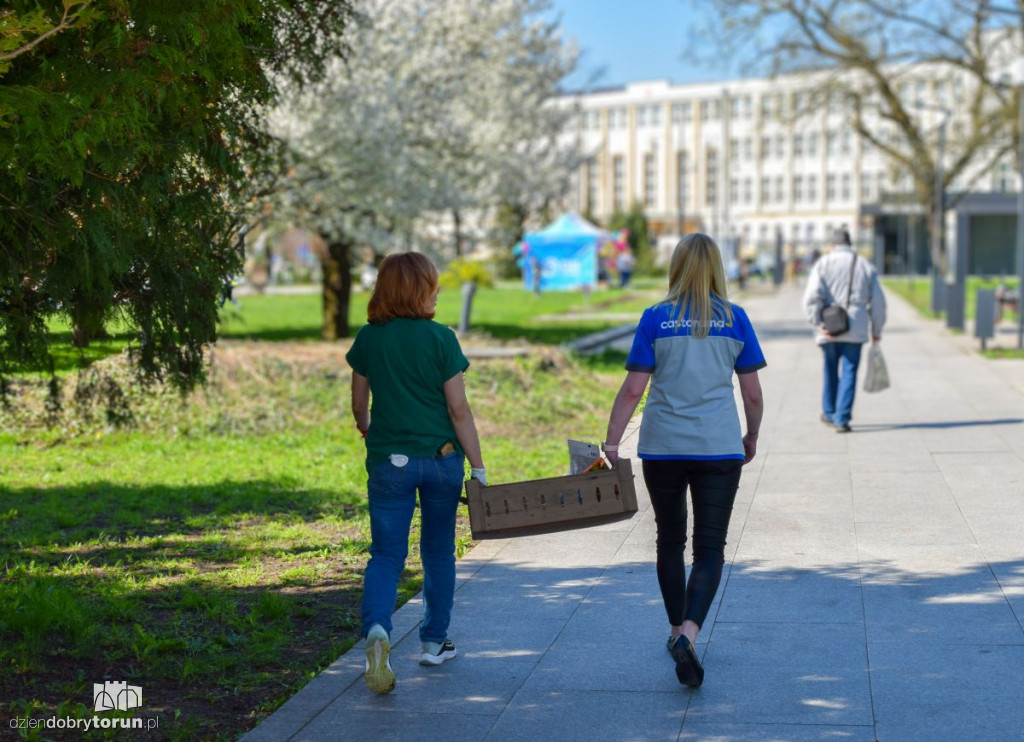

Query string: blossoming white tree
268 0 581 338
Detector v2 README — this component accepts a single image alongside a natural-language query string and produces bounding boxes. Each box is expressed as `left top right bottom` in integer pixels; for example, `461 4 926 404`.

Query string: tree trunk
923 187 948 315
453 208 464 257
322 239 352 340
71 296 110 348
458 281 477 335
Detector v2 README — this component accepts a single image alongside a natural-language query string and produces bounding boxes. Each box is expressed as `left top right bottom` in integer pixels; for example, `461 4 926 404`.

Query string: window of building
826 174 837 200
730 177 739 204
841 173 851 200
793 175 804 201
586 161 599 211
775 135 786 159
808 133 818 157
730 96 741 120
761 135 770 160
827 131 838 156
651 105 662 127
677 150 688 207
841 129 852 155
742 177 752 203
637 106 647 127
774 176 785 203
760 95 772 119
730 138 739 160
808 175 818 201
743 96 753 119
644 153 657 207
760 176 771 203
995 161 1015 193
860 171 873 200
793 134 804 157
706 148 718 205
613 155 625 209
744 137 753 160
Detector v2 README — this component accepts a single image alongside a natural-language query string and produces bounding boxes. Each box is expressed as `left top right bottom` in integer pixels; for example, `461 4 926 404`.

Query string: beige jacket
802 246 887 345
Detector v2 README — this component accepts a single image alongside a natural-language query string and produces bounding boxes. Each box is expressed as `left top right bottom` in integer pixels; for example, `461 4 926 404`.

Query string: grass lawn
881 275 1019 321
36 282 664 374
0 284 659 739
882 276 1024 359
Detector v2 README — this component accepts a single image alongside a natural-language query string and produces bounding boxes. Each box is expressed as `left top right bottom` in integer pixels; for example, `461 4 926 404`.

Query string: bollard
975 289 996 351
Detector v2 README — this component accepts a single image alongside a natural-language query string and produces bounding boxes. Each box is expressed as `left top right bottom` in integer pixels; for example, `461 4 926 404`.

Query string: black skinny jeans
642 458 743 629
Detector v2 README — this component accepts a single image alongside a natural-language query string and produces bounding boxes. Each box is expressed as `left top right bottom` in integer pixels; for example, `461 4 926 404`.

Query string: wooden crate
464 458 638 539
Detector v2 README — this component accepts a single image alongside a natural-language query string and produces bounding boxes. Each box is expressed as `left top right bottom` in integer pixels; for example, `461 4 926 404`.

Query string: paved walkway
244 285 1024 742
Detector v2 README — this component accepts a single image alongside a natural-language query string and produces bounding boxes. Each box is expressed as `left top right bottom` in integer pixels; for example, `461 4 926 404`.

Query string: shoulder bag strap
843 253 858 309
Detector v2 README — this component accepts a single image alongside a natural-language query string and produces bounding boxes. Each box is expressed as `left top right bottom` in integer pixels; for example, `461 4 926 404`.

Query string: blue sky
549 0 743 90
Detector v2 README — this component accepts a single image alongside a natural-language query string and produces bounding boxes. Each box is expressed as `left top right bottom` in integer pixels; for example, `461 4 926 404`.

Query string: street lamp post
1014 58 1024 349
675 106 685 237
916 101 955 324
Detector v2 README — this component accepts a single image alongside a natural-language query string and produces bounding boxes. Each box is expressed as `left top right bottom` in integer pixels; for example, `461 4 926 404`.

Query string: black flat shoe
670 635 704 687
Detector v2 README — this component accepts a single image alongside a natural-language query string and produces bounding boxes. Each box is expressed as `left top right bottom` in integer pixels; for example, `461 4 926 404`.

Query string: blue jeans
821 342 863 426
362 453 465 643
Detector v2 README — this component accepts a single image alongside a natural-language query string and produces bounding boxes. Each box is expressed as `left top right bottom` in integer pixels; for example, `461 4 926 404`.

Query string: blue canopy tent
517 212 609 291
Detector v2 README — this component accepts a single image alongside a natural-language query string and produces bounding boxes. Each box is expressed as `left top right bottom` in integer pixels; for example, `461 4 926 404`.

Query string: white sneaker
364 626 395 694
419 638 457 666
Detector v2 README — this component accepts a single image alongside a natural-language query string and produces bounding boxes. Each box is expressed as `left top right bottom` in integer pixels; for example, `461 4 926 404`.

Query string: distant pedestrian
530 255 542 295
617 248 636 288
346 252 487 694
802 228 887 432
602 233 765 688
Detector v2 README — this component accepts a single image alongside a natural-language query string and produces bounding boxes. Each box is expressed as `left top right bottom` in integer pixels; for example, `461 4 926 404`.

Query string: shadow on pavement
853 418 1023 432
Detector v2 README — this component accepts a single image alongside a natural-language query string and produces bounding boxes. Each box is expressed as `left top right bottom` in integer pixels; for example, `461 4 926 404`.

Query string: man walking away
802 229 887 433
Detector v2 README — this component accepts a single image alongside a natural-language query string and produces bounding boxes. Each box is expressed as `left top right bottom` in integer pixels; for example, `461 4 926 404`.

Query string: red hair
367 252 439 324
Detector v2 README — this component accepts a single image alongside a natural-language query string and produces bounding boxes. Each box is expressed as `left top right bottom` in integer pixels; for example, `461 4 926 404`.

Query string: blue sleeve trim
625 363 655 373
735 361 767 374
638 453 745 461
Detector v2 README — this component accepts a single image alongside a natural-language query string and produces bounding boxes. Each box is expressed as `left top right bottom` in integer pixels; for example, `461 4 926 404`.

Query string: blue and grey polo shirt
626 300 766 460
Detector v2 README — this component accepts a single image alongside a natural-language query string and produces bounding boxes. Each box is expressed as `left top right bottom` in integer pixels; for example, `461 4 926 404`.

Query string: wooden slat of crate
464 458 638 539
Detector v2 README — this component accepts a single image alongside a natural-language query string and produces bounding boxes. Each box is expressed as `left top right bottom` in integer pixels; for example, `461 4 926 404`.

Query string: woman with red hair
346 252 486 694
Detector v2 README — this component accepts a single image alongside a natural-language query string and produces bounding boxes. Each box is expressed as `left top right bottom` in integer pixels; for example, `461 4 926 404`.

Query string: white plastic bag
863 343 890 393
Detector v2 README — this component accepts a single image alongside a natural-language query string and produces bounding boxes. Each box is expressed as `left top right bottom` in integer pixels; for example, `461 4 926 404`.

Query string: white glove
470 467 487 486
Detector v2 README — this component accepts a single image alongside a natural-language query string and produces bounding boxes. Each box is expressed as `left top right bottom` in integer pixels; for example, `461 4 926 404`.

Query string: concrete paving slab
683 663 873 726
705 622 869 671
293 709 498 742
861 576 1024 645
678 722 877 741
869 642 1024 742
327 655 537 715
715 579 864 624
484 689 686 742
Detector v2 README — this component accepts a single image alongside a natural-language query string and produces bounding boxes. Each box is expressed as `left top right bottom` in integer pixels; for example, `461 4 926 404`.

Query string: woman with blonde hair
603 233 765 688
346 252 486 694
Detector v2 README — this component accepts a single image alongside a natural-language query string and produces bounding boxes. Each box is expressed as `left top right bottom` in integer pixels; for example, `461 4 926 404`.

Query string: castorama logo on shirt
660 318 732 330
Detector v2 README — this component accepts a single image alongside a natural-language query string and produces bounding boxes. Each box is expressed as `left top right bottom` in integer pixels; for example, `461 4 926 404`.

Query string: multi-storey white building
560 71 1019 275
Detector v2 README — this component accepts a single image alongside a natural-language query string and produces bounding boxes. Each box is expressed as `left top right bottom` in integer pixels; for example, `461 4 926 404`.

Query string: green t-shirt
345 318 470 470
